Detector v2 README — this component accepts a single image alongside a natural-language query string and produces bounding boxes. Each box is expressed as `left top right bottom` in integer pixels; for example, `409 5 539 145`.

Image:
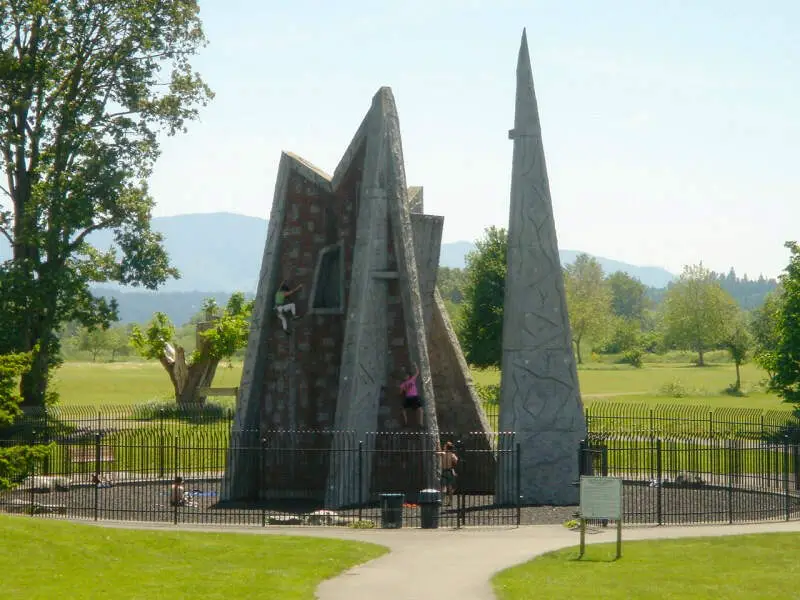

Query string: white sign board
580 476 622 520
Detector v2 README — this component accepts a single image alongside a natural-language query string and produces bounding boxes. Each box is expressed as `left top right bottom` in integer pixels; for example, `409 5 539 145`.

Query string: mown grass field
0 515 387 600
492 533 800 600
50 354 790 410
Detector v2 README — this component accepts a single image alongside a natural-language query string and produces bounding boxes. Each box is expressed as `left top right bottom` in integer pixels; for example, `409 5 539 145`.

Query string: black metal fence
585 402 800 440
0 429 520 529
5 402 800 444
580 434 800 525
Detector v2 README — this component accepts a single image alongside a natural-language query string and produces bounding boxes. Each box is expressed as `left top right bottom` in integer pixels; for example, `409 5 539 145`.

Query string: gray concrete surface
498 29 586 505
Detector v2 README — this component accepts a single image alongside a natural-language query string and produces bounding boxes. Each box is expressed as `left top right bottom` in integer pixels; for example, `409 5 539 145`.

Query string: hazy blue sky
148 0 799 279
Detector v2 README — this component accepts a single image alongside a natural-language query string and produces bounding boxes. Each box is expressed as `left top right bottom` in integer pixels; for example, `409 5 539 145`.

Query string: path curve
86 520 800 600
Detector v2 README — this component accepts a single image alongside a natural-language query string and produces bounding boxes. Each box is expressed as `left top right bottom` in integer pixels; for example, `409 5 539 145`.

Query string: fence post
260 438 267 528
358 440 363 522
656 439 662 526
727 439 734 524
794 444 800 492
516 442 522 527
578 439 587 476
784 438 791 521
709 412 714 438
649 410 654 438
158 409 165 478
94 433 101 522
173 436 179 526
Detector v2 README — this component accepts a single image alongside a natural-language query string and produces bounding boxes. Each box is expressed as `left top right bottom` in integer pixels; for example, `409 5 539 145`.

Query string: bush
130 401 233 423
659 379 689 398
475 383 500 405
348 519 376 529
0 443 54 491
620 349 643 368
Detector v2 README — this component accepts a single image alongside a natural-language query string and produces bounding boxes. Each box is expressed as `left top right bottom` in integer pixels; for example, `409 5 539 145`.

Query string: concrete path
89 520 800 600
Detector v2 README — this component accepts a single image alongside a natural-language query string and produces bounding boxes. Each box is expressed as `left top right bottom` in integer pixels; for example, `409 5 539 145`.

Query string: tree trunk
20 345 50 407
697 348 705 367
735 362 741 391
159 346 219 405
574 338 583 365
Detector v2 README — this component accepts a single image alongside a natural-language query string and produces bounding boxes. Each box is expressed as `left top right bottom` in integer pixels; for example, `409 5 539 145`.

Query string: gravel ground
2 480 798 528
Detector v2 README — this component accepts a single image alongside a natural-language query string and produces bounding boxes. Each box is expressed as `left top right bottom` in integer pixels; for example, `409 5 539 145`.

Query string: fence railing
0 430 520 529
5 401 800 445
585 402 800 440
580 433 800 525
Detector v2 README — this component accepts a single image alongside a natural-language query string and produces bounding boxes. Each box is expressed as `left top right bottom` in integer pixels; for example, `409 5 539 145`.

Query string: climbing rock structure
498 30 587 505
224 88 491 505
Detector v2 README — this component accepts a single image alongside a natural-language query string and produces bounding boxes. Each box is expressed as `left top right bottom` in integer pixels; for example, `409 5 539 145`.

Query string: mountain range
1 212 677 323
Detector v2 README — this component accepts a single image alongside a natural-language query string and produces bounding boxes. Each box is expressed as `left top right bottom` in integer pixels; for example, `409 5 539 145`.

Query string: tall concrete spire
498 29 586 505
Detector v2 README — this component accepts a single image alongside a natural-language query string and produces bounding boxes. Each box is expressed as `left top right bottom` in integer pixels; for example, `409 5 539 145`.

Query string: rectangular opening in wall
310 242 344 314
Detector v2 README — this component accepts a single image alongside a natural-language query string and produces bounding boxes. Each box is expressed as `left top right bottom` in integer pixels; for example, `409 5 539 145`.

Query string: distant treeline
94 267 777 329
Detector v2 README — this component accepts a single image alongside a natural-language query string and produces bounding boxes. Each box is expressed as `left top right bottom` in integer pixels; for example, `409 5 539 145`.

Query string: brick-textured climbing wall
260 163 360 435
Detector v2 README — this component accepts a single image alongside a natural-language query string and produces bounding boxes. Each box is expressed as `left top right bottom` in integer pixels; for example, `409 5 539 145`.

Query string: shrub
659 379 689 398
0 444 54 491
130 401 233 423
348 519 376 529
620 348 643 368
475 383 500 405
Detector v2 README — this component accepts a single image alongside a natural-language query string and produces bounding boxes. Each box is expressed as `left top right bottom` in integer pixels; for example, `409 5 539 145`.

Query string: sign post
579 476 623 559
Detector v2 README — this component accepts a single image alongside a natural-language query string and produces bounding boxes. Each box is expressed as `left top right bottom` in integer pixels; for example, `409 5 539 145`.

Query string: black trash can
380 493 404 529
418 488 441 529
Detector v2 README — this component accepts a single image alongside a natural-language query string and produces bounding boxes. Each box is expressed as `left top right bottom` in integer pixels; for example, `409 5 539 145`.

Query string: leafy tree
725 314 752 392
600 316 642 354
437 267 467 304
458 227 507 368
564 254 613 364
767 242 800 404
106 325 130 362
0 351 50 490
130 293 252 405
662 264 738 366
607 271 649 321
0 1 213 406
78 327 109 362
751 288 783 378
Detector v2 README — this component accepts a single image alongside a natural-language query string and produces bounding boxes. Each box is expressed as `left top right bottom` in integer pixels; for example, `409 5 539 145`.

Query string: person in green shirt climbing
275 280 302 333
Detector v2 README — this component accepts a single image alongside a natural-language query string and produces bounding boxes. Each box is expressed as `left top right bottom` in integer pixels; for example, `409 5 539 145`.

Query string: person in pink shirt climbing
399 362 423 428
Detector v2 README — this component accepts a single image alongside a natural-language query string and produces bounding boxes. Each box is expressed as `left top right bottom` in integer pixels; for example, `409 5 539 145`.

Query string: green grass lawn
56 359 786 409
474 362 788 411
52 361 243 406
493 533 800 600
0 515 387 600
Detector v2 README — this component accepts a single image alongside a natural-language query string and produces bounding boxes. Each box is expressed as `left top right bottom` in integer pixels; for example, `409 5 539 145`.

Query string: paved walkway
91 520 800 600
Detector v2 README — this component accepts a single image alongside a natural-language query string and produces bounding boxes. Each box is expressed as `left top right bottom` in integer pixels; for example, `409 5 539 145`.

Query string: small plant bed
0 514 387 599
493 533 800 599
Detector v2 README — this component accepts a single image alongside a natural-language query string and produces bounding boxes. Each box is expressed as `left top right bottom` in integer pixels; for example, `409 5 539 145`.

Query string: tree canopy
661 264 738 366
607 271 649 322
564 254 613 364
458 227 507 369
751 287 783 378
767 242 800 404
0 0 212 406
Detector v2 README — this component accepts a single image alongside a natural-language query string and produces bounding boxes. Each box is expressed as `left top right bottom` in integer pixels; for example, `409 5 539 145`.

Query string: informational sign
580 476 622 520
578 476 624 559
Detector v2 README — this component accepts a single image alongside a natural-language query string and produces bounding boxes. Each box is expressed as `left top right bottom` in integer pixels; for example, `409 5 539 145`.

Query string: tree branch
0 224 13 245
69 217 116 253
